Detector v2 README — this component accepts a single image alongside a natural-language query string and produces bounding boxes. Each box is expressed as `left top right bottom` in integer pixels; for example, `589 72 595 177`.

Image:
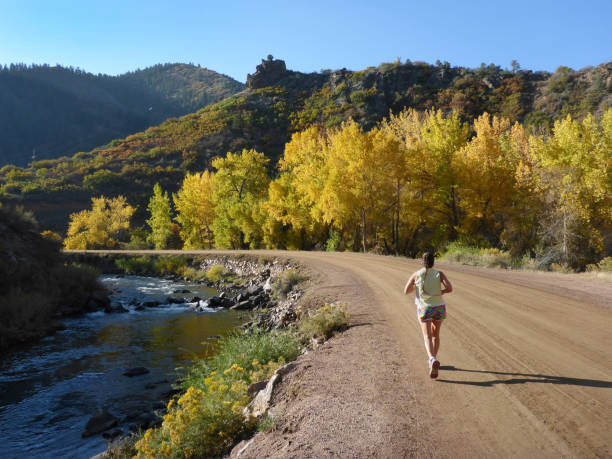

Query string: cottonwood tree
380 109 469 253
530 112 611 268
318 120 401 252
173 171 216 249
456 113 518 245
265 127 330 249
64 196 135 249
212 149 270 249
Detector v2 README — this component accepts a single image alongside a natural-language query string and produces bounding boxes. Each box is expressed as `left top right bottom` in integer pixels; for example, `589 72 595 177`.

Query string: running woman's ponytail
421 252 435 295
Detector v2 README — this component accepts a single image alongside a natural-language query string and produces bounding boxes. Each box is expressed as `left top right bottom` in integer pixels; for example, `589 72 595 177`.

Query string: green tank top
415 267 444 307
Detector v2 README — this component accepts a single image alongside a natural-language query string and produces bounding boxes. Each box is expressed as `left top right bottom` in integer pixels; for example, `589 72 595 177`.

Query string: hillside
0 63 244 166
0 204 108 350
1 57 610 233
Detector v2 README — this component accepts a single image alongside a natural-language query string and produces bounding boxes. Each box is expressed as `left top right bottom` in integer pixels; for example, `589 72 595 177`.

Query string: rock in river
82 410 118 437
123 367 150 377
142 300 161 308
105 302 128 313
166 297 186 304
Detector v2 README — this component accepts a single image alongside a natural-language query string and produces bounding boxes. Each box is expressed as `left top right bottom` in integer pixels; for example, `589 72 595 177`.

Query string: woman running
404 252 453 379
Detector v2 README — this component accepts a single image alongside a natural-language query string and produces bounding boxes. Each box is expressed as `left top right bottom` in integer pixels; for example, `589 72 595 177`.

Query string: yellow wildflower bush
249 356 285 383
134 329 302 458
134 366 255 459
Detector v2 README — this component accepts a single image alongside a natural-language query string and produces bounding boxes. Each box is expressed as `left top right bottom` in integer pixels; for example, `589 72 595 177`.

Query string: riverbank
87 253 348 458
0 206 111 352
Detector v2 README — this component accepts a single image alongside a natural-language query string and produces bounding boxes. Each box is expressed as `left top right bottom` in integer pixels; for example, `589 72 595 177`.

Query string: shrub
550 262 574 273
271 269 306 299
115 256 155 275
299 303 350 340
135 370 255 458
440 242 479 264
599 257 612 272
477 248 512 269
103 436 137 458
181 266 208 282
326 229 341 252
125 228 152 250
206 264 227 283
185 329 301 388
154 257 187 276
82 169 122 191
136 329 301 458
586 256 612 272
440 243 513 269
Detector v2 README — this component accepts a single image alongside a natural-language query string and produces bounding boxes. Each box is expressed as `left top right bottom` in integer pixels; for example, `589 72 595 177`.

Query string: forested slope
0 63 244 166
0 57 610 241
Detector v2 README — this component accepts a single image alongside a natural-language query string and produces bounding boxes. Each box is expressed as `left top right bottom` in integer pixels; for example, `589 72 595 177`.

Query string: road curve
74 250 612 457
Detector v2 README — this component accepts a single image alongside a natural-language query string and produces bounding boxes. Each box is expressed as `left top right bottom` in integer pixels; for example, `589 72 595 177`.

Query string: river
0 275 242 459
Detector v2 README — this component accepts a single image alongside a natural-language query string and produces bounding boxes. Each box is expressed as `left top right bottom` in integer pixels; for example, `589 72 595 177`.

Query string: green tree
146 183 172 249
380 109 469 253
212 149 270 249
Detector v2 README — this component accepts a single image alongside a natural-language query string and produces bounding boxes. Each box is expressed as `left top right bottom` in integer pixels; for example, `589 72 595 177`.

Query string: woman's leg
419 320 435 358
431 320 443 358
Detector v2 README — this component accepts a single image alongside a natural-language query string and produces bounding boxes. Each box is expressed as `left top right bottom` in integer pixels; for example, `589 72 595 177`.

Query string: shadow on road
436 366 612 388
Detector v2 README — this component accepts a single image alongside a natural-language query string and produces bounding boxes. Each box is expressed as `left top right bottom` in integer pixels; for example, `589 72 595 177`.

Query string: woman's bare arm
440 271 453 294
404 273 417 295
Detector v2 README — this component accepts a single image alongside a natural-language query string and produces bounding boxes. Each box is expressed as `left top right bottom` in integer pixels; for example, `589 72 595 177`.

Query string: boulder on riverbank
207 295 235 308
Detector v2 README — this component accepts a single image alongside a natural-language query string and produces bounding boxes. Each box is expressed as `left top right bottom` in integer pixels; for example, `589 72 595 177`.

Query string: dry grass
299 302 350 340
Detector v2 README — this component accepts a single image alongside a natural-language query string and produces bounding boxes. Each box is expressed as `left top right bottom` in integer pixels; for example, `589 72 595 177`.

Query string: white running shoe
429 357 440 379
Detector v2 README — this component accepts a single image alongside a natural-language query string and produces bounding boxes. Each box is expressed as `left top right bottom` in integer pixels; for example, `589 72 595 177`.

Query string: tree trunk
395 181 401 254
562 204 568 264
449 184 459 240
361 209 367 253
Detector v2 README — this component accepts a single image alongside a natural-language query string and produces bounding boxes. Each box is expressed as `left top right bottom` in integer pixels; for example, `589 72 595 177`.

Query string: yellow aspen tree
499 122 542 257
456 113 517 245
319 120 399 252
265 127 330 249
278 126 329 223
173 171 215 249
64 196 135 249
530 112 610 267
381 109 469 253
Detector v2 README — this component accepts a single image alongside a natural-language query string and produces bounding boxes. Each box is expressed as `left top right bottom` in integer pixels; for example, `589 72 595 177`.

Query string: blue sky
0 0 610 82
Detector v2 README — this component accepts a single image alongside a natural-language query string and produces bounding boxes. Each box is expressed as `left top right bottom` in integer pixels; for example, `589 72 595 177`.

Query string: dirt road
231 251 611 458
80 250 612 457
